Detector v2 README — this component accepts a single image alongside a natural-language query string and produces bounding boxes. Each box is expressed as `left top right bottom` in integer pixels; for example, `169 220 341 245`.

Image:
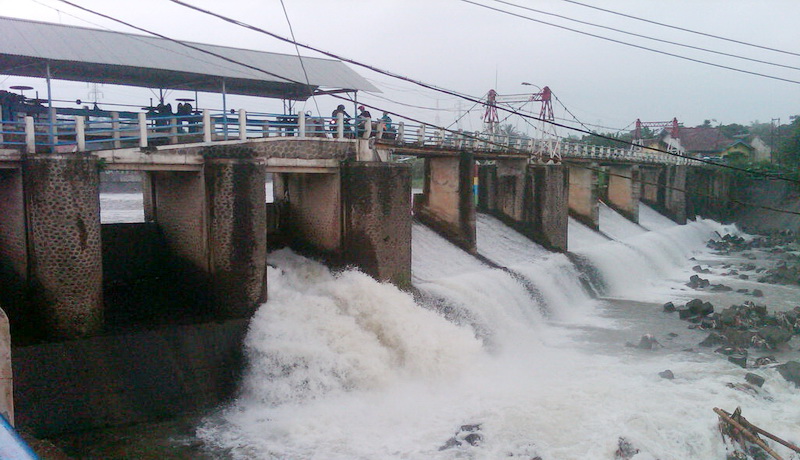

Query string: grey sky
2 0 799 137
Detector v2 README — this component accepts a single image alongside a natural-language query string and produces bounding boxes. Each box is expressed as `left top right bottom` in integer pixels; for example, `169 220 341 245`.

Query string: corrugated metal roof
0 16 379 99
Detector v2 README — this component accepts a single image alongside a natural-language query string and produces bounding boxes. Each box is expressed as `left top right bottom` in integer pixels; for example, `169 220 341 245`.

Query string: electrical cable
278 0 321 117
55 0 800 185
558 0 800 59
456 0 800 86
486 0 800 72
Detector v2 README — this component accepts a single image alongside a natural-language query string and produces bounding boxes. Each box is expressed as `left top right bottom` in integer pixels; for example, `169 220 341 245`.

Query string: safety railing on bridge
1 109 696 165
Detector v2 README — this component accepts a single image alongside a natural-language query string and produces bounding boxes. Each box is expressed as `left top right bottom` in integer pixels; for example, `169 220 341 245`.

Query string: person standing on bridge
357 105 372 138
380 111 396 140
331 104 351 137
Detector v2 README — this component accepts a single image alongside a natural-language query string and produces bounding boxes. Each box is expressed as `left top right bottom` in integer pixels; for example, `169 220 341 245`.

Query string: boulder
686 298 714 316
752 289 764 298
659 370 675 380
699 332 727 347
710 284 733 292
662 302 676 313
728 354 748 368
758 327 793 348
745 373 765 387
776 361 800 387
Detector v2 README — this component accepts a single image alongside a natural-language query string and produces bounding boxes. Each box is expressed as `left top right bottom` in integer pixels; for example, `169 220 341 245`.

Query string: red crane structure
482 85 560 161
631 117 682 154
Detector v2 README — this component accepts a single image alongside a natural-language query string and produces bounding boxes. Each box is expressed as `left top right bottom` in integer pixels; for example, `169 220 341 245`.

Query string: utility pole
770 117 780 163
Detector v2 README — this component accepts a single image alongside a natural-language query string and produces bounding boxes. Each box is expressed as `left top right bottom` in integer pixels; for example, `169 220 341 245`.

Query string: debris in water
715 407 800 460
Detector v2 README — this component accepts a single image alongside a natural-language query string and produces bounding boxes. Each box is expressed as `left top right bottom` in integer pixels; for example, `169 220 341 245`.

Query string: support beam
528 164 569 252
567 163 599 229
23 154 103 340
413 152 476 253
205 158 267 317
341 162 412 289
664 165 687 224
606 164 640 223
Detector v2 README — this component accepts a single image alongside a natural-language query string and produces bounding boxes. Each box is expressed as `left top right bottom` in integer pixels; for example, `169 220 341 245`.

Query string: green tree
776 115 800 168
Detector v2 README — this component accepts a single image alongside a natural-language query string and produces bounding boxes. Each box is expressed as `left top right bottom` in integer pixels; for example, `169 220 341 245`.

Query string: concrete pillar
150 170 207 271
283 172 342 257
638 166 663 207
205 159 267 317
686 167 732 221
141 171 155 222
528 164 569 252
23 155 103 340
567 163 599 229
413 152 476 253
0 169 27 333
341 162 412 289
494 158 527 222
606 164 640 223
477 164 497 212
663 165 687 224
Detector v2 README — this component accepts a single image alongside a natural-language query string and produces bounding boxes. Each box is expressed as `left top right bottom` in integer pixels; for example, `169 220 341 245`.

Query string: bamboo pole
714 408 784 460
718 408 800 455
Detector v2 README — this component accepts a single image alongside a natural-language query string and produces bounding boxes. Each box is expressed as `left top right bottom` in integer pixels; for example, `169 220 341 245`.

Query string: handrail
0 108 698 164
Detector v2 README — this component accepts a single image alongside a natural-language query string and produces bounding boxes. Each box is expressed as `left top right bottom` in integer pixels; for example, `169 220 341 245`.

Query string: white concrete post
111 112 121 149
298 111 306 138
456 129 464 149
363 117 372 139
0 308 12 426
336 112 344 139
417 125 425 145
398 122 405 143
437 128 445 146
239 109 247 140
376 119 384 139
169 116 178 144
202 109 212 143
24 116 35 154
75 116 86 151
138 112 148 148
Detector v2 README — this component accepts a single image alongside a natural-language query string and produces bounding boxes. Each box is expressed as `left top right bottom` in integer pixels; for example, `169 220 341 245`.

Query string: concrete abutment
479 162 569 252
567 164 599 229
606 164 640 223
414 153 476 253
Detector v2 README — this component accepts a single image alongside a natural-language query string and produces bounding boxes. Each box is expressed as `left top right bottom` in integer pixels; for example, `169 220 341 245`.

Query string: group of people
330 104 396 139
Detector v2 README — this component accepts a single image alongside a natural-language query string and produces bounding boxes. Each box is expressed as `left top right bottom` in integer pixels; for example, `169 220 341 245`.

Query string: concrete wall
639 166 663 205
282 172 342 255
606 165 640 223
479 163 569 252
341 162 412 289
0 308 12 426
530 164 569 252
0 169 27 334
205 159 268 317
13 319 248 437
23 155 103 340
151 171 207 271
686 167 732 221
567 164 599 229
414 153 476 253
663 165 687 224
495 159 527 222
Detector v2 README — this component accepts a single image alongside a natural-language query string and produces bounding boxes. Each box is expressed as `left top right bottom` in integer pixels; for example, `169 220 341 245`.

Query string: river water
97 193 800 459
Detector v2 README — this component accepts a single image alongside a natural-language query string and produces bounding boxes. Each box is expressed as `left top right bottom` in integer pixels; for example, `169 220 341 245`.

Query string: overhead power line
53 0 800 186
489 0 800 73
456 0 800 86
559 0 800 59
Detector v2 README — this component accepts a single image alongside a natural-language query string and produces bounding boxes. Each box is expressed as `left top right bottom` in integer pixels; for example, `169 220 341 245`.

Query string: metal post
298 111 306 138
25 116 35 154
202 109 211 143
138 112 148 148
221 78 228 140
46 61 55 149
111 112 120 149
239 109 247 140
75 116 85 151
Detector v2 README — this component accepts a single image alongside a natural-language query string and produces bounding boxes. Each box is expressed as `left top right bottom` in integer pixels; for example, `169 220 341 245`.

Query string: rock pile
664 298 800 385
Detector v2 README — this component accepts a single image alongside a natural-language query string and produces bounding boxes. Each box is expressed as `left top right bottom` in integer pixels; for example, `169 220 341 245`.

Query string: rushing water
97 193 800 459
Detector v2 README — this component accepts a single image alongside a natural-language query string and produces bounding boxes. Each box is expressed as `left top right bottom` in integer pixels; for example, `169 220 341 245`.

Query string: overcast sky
2 0 799 137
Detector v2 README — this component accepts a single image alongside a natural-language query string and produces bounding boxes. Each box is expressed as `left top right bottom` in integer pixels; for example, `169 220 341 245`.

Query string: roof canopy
0 16 378 100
